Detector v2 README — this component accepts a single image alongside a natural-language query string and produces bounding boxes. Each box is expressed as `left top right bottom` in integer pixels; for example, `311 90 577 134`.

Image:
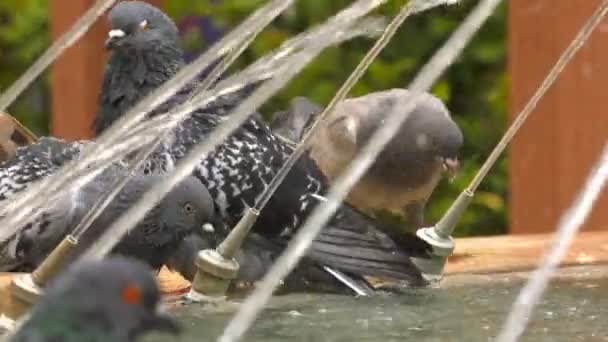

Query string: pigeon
0 137 88 202
94 0 187 135
92 1 433 287
269 97 321 146
0 161 215 273
271 90 463 232
0 1 185 202
9 257 180 342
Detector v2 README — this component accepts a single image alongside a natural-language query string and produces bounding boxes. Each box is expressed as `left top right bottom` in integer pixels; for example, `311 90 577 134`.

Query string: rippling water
145 270 608 341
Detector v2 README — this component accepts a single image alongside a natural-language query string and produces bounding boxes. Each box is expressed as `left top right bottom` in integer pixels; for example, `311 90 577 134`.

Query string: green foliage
0 0 507 235
0 0 49 135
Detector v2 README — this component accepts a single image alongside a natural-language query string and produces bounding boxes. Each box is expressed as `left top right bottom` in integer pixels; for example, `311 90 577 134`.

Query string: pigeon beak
105 29 126 50
201 223 215 233
144 308 181 335
441 157 459 179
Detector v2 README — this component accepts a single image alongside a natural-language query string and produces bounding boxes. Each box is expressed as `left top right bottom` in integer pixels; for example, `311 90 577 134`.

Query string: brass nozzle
217 208 259 259
434 189 474 239
190 249 239 299
32 235 78 287
188 208 259 301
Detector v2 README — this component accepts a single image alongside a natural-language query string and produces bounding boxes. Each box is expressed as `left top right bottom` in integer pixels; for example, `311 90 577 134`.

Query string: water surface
146 275 608 341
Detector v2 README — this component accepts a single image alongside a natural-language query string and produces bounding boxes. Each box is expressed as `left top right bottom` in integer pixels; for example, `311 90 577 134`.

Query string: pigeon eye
140 20 149 31
183 203 194 214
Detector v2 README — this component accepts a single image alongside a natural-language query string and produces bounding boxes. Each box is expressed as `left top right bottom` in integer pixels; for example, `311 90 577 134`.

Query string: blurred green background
0 0 508 236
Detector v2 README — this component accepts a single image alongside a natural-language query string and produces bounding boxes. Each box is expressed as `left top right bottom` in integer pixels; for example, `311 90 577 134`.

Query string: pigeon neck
93 43 185 136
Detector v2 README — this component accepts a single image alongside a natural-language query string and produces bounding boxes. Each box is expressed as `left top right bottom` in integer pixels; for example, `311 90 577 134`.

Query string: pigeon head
158 176 216 238
19 257 180 340
349 89 463 180
105 1 178 51
395 90 463 176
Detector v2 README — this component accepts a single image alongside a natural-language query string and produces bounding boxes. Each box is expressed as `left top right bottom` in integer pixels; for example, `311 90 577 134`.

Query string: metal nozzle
411 189 474 281
217 208 259 259
0 235 79 325
189 249 239 300
188 208 259 302
433 189 474 239
32 235 78 286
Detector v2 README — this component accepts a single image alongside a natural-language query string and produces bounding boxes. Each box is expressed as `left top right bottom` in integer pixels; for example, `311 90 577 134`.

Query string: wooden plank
49 0 165 140
154 231 608 293
508 0 608 234
446 230 608 274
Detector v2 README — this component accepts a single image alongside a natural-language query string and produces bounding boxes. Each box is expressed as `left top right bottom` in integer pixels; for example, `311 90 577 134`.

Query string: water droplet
287 310 302 317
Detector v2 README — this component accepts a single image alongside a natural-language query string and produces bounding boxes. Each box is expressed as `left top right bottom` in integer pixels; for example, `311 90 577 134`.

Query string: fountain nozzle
411 190 473 282
188 208 259 302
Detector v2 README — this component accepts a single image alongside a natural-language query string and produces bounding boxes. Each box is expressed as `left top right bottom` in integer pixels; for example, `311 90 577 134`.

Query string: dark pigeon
10 257 180 342
94 0 187 135
0 160 215 273
271 90 464 232
269 96 320 145
93 2 432 287
0 1 187 201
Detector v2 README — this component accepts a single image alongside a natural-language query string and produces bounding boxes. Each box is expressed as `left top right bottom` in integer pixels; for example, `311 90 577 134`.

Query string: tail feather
303 205 432 286
312 240 417 264
309 237 427 285
314 234 390 249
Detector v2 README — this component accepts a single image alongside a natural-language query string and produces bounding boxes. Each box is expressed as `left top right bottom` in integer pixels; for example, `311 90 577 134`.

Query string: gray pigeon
0 0 185 203
10 257 180 342
94 0 186 135
269 97 320 145
271 89 463 232
0 163 215 273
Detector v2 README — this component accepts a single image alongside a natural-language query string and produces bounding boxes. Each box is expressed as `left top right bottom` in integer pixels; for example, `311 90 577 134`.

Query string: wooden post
49 0 164 140
509 0 608 234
